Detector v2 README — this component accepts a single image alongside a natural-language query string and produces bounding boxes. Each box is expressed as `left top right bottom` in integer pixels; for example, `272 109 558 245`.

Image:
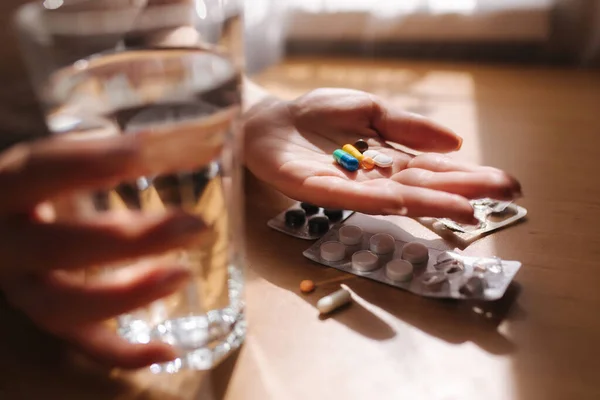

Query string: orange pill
361 157 375 170
300 280 316 293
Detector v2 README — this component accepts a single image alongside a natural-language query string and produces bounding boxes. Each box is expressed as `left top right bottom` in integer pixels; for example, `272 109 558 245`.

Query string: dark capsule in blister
324 209 344 222
308 216 330 235
285 209 306 228
300 202 320 216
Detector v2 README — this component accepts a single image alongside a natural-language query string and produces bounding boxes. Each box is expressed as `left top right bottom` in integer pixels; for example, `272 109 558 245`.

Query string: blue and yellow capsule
333 149 360 172
342 144 364 161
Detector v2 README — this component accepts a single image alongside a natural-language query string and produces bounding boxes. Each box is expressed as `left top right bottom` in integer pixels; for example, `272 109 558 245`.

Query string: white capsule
339 225 363 245
369 233 396 255
401 241 429 265
385 259 414 282
362 150 393 168
352 250 379 272
320 241 346 262
317 288 352 314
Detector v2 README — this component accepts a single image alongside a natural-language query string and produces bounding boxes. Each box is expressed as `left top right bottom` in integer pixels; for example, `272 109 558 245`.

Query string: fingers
0 210 206 276
288 175 478 224
407 152 483 173
397 186 479 224
0 135 141 213
407 152 516 175
394 168 522 200
67 324 177 370
4 263 191 329
369 95 463 153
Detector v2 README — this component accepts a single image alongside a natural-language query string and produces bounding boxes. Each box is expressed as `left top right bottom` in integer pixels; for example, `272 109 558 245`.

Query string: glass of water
14 0 246 373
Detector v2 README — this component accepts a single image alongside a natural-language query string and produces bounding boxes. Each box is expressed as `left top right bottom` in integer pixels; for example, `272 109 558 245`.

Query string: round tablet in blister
351 250 379 272
339 225 363 245
401 241 429 265
369 233 396 255
385 259 414 282
320 241 346 262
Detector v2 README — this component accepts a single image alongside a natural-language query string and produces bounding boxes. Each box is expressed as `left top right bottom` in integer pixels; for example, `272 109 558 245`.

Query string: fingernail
456 136 464 151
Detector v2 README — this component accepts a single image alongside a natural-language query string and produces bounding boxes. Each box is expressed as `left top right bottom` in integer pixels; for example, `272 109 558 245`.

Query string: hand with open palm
245 88 522 224
0 87 522 370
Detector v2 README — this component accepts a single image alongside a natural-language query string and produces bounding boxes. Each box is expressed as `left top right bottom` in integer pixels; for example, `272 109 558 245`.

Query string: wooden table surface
2 57 600 400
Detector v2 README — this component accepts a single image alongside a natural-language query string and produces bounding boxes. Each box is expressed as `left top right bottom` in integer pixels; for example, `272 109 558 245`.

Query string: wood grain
2 57 600 400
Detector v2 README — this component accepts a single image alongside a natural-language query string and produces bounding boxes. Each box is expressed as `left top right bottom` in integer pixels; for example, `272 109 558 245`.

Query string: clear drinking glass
14 0 246 373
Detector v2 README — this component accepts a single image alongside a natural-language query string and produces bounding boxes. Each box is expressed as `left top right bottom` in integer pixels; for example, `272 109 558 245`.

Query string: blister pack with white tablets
424 199 528 242
268 202 354 240
302 224 522 301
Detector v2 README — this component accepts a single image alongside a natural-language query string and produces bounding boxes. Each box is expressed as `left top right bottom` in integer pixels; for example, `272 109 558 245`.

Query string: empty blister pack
423 199 527 242
268 202 354 240
302 224 522 301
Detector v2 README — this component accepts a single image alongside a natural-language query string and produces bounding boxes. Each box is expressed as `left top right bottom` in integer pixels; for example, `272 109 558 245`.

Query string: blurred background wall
245 0 600 75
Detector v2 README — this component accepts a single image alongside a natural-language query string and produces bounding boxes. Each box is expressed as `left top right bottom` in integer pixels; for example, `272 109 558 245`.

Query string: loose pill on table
308 216 330 235
342 144 364 161
324 209 344 222
333 149 360 172
300 202 320 215
285 209 306 228
352 250 379 272
361 157 375 170
300 280 316 293
317 287 352 314
385 259 414 282
369 233 396 255
363 149 393 168
339 225 363 245
354 139 369 153
401 241 429 265
320 241 346 262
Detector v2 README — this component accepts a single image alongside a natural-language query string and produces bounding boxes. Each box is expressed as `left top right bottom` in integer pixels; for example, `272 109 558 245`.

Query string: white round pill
385 259 414 282
401 242 429 265
351 250 379 272
369 233 396 255
373 153 394 168
320 241 346 262
363 149 379 159
339 225 363 245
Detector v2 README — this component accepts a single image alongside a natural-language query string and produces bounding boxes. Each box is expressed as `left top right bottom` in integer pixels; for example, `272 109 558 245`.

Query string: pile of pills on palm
333 140 393 172
302 217 523 301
